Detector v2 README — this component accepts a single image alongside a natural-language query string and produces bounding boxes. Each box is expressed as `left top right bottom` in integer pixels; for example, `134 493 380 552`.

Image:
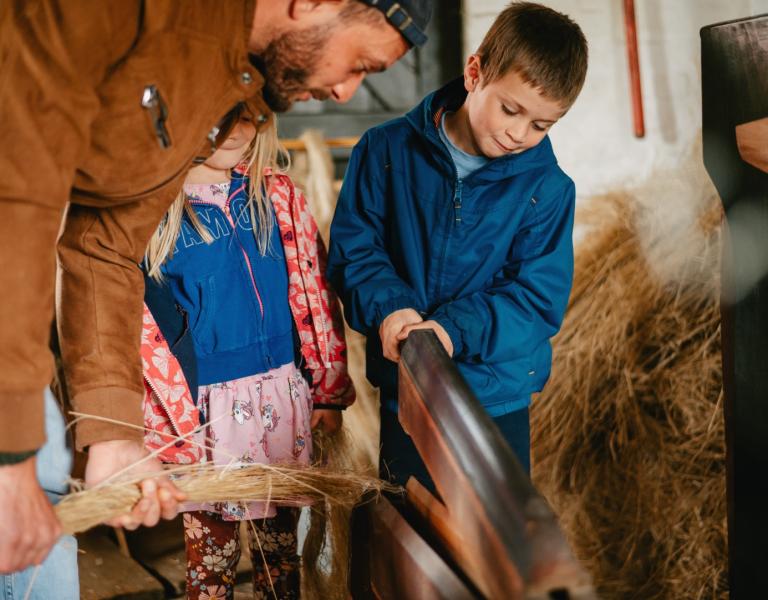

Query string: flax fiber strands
60 425 389 599
283 131 381 596
301 429 365 598
56 461 393 537
289 129 380 472
531 163 727 599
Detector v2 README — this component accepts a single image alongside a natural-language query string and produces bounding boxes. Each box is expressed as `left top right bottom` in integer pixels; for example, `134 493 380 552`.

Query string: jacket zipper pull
454 180 463 224
141 85 172 149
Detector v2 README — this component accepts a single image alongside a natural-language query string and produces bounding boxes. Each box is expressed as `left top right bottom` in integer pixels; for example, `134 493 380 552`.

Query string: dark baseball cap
360 0 433 47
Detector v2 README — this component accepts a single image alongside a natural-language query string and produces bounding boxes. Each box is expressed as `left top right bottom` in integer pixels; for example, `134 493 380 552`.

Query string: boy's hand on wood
379 308 423 362
397 320 454 357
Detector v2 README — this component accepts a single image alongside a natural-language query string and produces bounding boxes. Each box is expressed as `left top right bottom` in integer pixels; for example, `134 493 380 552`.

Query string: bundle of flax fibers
56 424 394 599
531 154 727 599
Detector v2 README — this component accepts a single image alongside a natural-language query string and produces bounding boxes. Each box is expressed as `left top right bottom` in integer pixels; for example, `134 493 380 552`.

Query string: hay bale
532 156 727 599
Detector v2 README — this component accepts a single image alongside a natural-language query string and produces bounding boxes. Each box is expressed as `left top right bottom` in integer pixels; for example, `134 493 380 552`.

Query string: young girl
140 107 354 599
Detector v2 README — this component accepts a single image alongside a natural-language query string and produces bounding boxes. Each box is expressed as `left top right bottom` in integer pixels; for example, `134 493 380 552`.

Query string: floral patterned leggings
184 508 300 600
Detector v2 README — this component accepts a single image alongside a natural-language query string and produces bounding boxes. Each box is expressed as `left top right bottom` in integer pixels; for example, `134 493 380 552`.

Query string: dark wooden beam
397 331 595 600
701 13 768 599
350 495 477 600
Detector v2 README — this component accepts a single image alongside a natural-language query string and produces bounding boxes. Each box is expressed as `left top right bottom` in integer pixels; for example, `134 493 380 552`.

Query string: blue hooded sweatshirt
327 78 575 416
155 173 295 387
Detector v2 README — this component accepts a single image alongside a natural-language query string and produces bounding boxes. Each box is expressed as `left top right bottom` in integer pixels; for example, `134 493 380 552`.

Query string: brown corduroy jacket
0 0 272 453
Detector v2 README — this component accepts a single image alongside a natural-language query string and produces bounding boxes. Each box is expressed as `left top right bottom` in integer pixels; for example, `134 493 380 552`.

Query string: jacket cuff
73 386 145 451
430 311 464 358
375 295 420 329
0 390 46 453
0 449 38 466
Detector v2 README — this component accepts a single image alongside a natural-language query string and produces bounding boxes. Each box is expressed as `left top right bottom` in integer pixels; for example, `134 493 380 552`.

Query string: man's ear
464 54 483 93
287 0 343 23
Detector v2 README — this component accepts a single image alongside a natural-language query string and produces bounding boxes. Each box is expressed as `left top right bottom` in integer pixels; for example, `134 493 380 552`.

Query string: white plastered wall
462 0 768 199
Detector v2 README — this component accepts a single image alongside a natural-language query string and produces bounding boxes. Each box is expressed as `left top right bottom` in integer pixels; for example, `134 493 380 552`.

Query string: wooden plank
365 497 476 600
281 136 359 151
701 14 768 599
398 331 595 600
77 529 164 600
404 477 463 563
398 368 524 599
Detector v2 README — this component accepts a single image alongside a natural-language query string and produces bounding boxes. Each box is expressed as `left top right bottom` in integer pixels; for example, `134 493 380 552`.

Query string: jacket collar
405 77 557 181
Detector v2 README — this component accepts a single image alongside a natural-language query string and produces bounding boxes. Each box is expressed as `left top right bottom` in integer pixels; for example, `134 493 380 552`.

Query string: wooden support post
701 13 768 599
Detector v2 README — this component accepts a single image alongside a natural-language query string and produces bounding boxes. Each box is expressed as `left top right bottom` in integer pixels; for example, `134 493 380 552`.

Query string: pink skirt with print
182 362 313 520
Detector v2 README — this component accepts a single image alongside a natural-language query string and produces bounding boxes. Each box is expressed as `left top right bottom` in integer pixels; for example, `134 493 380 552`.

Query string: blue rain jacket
327 78 575 416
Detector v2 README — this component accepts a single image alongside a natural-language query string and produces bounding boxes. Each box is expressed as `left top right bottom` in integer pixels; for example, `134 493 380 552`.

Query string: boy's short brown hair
476 2 588 108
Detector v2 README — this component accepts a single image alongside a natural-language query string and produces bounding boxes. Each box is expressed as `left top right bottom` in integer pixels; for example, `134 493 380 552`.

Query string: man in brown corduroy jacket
0 0 432 581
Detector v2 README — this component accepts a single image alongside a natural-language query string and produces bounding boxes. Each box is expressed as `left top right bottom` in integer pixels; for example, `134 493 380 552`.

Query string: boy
327 2 588 490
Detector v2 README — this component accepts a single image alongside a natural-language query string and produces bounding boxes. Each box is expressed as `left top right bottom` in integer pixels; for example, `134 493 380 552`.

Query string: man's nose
331 72 366 104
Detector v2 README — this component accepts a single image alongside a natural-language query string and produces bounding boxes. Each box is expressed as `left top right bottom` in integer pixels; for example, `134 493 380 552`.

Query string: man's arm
0 1 178 570
57 191 181 449
0 0 140 455
428 181 576 363
0 1 142 570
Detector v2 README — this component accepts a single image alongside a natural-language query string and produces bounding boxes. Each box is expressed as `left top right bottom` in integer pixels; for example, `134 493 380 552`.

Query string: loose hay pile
532 162 727 599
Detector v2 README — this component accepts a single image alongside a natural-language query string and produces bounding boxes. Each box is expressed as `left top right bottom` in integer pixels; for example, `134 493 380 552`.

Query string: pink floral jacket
143 172 355 463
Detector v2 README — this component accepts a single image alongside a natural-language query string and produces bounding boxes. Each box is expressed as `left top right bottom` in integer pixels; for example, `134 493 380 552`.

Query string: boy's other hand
311 409 343 434
380 308 423 362
397 320 454 357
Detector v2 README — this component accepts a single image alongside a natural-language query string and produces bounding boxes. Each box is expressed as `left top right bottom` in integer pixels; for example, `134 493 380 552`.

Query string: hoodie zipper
435 169 462 301
144 375 183 440
454 178 463 224
187 192 265 318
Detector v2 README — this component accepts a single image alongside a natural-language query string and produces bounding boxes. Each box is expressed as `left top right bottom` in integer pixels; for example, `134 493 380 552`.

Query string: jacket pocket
190 276 215 351
78 31 229 199
191 270 262 355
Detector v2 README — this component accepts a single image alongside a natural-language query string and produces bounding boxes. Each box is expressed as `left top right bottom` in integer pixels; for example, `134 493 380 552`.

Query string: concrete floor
77 518 257 600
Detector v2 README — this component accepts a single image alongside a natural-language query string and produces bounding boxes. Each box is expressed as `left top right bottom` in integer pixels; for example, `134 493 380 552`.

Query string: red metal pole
624 0 645 138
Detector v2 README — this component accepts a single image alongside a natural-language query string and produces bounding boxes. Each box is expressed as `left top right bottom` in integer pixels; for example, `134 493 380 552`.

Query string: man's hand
379 308 423 362
0 456 61 573
311 409 343 434
397 320 454 357
86 440 186 530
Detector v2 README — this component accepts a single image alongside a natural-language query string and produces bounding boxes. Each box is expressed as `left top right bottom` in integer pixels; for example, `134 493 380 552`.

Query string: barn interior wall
462 0 768 199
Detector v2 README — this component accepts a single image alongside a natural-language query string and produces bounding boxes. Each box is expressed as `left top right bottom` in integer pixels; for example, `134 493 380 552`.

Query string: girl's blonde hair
145 115 289 281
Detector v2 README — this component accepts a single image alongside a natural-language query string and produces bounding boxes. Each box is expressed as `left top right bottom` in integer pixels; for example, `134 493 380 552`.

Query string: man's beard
251 25 334 113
